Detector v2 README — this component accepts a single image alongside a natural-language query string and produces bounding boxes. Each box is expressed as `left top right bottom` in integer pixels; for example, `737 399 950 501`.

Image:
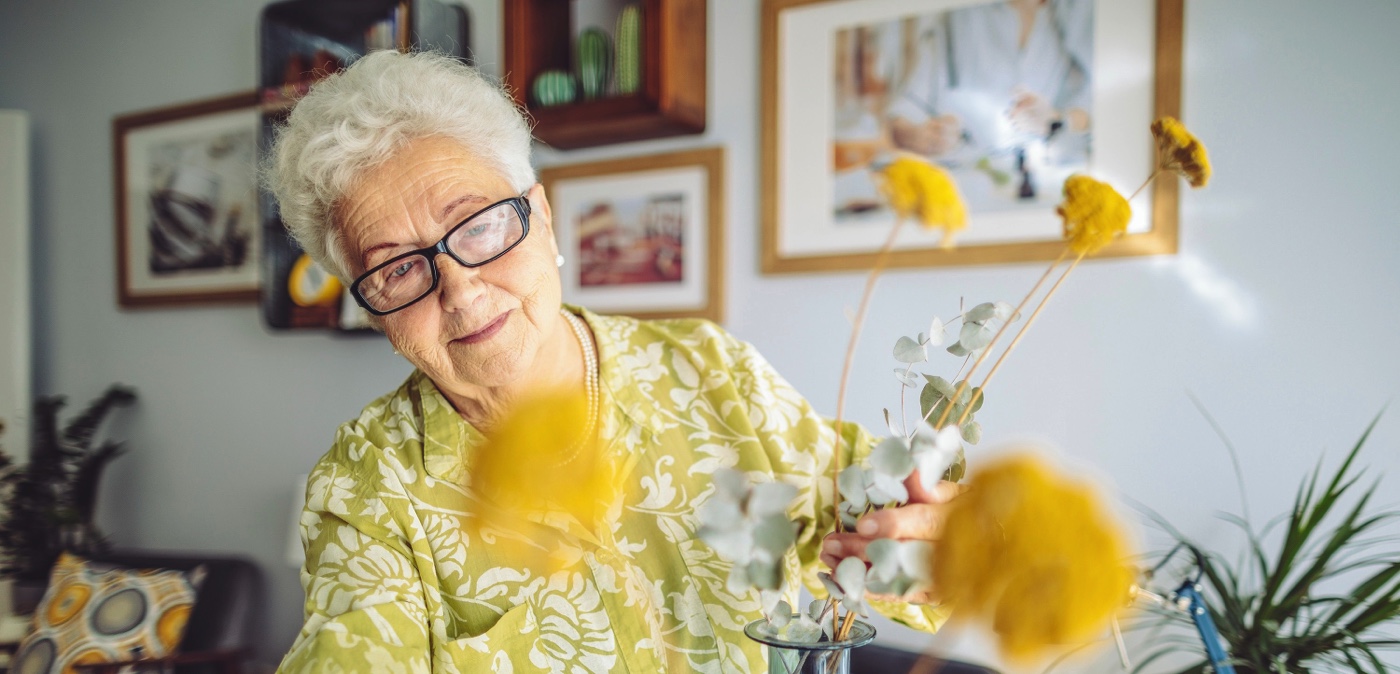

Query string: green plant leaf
960 421 982 445
922 375 956 399
963 302 996 323
893 336 927 364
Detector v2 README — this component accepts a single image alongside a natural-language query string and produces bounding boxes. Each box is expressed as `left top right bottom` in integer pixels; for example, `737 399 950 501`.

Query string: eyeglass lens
356 200 526 313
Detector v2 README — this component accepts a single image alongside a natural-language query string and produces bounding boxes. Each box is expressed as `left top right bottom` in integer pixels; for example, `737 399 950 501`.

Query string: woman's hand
820 470 964 604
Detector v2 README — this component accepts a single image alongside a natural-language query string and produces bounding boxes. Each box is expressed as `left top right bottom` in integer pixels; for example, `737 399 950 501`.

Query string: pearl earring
556 254 565 267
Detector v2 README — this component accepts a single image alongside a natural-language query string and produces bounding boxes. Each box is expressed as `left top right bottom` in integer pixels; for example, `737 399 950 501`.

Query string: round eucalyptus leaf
946 341 972 357
993 300 1021 322
787 614 823 643
866 538 901 583
753 512 797 558
964 302 997 323
969 387 985 413
927 317 947 346
922 375 956 398
960 421 982 445
897 540 935 582
870 437 916 479
894 368 923 388
697 498 742 531
839 466 868 508
893 336 928 364
749 481 799 518
952 380 973 405
698 521 753 562
834 557 868 614
866 473 909 506
748 559 783 591
767 599 793 628
959 320 997 350
713 468 748 503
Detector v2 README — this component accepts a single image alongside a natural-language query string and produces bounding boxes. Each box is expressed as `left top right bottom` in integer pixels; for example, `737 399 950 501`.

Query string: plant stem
956 251 1087 426
833 218 907 533
1129 170 1161 201
934 247 1069 430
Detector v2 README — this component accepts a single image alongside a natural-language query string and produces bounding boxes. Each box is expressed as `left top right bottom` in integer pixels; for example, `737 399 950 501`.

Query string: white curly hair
265 50 536 281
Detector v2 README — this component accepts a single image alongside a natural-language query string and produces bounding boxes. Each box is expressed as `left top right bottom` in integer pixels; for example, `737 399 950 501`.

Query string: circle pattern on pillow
44 581 90 627
12 636 56 674
12 553 202 674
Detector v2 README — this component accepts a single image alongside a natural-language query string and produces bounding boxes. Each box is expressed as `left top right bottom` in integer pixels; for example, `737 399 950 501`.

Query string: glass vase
744 616 876 674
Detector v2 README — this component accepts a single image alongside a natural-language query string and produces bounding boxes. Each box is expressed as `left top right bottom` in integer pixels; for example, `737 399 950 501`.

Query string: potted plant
1131 416 1400 673
0 385 136 615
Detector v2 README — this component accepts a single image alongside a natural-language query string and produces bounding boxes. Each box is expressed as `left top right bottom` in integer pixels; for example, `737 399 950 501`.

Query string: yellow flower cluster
1057 175 1132 256
466 388 618 546
1151 116 1211 188
932 453 1135 663
878 155 968 248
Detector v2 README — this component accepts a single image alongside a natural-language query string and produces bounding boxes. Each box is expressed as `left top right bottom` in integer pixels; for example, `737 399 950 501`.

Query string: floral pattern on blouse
277 309 950 673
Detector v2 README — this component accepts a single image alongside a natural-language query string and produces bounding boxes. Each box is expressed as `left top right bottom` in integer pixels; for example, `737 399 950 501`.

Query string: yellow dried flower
932 453 1135 663
1057 175 1132 256
1151 116 1211 188
878 155 968 248
466 388 618 547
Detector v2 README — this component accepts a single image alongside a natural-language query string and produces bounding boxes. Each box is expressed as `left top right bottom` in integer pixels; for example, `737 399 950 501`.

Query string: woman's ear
528 182 554 235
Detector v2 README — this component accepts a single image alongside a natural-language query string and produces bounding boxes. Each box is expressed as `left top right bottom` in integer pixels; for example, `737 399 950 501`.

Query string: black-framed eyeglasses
350 195 532 316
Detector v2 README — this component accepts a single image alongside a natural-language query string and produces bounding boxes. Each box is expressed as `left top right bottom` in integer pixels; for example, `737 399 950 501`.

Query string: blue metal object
1141 545 1238 674
1173 579 1237 674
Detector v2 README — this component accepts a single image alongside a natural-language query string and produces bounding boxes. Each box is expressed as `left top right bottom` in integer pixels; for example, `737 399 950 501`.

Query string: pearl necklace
561 308 599 462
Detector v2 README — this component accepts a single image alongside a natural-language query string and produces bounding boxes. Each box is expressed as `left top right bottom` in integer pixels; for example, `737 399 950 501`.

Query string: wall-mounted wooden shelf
504 0 707 150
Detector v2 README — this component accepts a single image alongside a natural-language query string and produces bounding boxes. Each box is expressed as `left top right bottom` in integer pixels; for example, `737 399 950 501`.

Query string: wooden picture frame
540 147 725 323
114 92 261 307
761 0 1184 273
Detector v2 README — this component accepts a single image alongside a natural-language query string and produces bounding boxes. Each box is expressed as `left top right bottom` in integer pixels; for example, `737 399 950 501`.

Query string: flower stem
1129 170 1160 201
934 247 1069 430
956 250 1087 426
834 218 907 532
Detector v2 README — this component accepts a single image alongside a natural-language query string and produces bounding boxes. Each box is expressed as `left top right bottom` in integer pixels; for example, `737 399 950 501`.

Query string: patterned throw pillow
11 553 204 674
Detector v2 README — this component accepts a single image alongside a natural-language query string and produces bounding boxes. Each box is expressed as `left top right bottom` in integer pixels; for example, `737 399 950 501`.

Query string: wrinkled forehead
333 136 516 271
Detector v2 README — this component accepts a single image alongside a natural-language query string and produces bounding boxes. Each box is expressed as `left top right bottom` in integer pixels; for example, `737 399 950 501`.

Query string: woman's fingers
854 503 946 540
822 532 874 565
903 474 965 505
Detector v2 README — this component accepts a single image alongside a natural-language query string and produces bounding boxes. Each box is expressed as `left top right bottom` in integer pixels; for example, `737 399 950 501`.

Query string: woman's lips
453 311 510 345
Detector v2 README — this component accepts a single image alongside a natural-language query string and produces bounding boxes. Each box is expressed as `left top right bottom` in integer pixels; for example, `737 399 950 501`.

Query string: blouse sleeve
720 333 953 635
276 432 432 673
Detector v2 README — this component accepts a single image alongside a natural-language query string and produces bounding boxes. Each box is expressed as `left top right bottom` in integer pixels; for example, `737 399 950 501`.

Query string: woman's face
337 135 561 394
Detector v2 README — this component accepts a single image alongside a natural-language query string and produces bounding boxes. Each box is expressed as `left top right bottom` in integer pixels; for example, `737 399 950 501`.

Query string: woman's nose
434 254 484 313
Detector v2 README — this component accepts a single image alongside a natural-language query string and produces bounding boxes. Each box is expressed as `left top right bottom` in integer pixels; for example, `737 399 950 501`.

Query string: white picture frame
761 0 1184 273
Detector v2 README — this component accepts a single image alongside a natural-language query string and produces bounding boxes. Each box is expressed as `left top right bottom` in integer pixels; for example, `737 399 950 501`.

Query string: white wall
0 112 30 465
2 1 1398 670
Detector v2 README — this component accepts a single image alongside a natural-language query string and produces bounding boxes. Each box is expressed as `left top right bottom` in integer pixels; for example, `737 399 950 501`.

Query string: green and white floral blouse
278 309 949 673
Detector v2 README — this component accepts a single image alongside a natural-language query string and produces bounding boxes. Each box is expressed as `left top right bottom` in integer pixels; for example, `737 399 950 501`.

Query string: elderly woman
271 51 955 673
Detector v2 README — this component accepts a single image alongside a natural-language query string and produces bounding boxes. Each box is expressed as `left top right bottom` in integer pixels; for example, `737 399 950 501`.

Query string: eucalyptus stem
934 247 1069 430
956 251 1087 426
833 218 907 534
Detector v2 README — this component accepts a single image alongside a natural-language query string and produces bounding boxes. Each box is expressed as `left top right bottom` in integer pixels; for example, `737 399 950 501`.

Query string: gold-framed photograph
113 92 261 307
540 147 726 323
761 0 1184 273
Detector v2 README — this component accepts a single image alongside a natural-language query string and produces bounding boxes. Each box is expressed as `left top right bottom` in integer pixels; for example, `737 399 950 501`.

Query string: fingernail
823 539 842 555
856 518 878 536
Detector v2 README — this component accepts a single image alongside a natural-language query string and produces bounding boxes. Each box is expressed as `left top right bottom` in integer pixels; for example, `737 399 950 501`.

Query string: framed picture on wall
761 0 1184 273
540 147 725 323
113 92 261 307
